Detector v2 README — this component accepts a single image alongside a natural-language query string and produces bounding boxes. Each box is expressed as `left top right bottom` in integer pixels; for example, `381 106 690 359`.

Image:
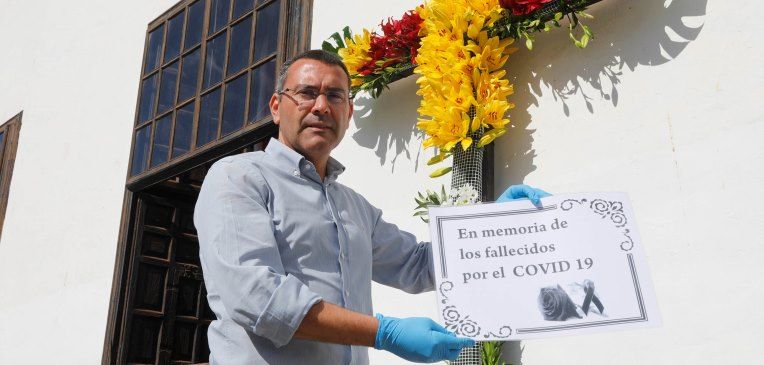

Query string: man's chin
295 138 337 157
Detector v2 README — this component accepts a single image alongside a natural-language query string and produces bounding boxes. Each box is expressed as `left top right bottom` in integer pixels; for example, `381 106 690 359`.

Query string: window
129 0 289 181
103 0 312 363
0 112 22 240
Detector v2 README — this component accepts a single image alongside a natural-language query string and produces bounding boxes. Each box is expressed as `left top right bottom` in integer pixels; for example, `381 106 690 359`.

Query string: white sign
428 192 661 341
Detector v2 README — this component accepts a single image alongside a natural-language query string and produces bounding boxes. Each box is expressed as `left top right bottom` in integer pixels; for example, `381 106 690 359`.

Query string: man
194 50 549 364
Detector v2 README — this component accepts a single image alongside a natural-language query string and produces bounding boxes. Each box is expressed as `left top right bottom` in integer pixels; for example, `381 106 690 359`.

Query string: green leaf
427 153 450 165
525 38 533 50
582 25 592 37
581 34 590 48
342 26 352 42
322 41 337 53
330 32 345 49
554 12 564 21
429 167 452 178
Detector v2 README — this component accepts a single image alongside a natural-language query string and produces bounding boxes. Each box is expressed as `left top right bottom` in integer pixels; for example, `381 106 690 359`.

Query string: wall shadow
497 0 706 363
351 75 423 173
348 0 707 193
495 0 707 193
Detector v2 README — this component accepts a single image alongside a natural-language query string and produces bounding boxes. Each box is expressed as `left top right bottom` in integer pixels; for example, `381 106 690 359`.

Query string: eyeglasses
278 87 351 108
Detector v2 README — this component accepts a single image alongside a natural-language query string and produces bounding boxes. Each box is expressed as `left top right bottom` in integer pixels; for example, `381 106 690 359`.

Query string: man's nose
310 93 330 114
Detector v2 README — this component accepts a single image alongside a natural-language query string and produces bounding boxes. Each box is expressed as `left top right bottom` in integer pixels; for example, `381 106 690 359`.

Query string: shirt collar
265 138 346 182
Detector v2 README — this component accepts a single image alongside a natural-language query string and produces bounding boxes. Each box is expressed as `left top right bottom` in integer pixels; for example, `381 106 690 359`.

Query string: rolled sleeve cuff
252 274 321 347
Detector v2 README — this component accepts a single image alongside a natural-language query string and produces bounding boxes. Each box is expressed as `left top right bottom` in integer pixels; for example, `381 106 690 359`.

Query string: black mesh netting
449 109 485 365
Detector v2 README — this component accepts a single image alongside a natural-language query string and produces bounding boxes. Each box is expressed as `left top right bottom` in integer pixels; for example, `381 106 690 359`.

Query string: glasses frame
278 86 352 108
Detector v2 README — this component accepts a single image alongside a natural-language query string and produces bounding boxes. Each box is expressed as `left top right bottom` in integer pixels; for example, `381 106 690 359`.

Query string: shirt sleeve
369 207 435 294
194 159 321 348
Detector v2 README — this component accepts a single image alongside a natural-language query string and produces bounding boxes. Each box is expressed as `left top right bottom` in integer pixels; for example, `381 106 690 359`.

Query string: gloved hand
496 184 551 206
374 314 475 363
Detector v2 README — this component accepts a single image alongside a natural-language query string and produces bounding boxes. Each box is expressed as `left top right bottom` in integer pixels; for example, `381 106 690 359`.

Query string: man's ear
269 93 280 125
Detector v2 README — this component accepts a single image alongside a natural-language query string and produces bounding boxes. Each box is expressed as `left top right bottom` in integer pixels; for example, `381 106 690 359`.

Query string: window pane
197 88 221 147
144 24 164 73
173 103 194 157
233 0 254 19
151 114 172 167
131 125 151 175
127 316 162 363
157 62 179 114
208 0 231 35
221 75 247 136
141 232 171 260
164 11 185 62
176 278 201 317
184 0 204 49
196 323 210 361
178 49 200 102
248 59 276 122
227 16 252 76
138 73 159 124
171 321 196 361
133 264 167 311
253 0 280 61
203 32 227 89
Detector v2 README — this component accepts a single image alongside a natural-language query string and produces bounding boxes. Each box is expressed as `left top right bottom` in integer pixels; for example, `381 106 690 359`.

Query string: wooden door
121 169 213 364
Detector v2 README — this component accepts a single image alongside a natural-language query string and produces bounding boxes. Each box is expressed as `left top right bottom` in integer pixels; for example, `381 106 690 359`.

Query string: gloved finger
455 337 476 348
445 348 462 361
531 188 552 207
497 184 525 202
434 333 475 350
427 320 454 336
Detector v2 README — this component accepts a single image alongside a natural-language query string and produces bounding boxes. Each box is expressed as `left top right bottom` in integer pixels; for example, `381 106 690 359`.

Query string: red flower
358 9 423 74
500 0 554 16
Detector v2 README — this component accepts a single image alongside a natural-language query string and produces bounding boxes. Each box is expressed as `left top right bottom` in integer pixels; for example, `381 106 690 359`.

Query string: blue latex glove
374 314 475 363
496 184 551 207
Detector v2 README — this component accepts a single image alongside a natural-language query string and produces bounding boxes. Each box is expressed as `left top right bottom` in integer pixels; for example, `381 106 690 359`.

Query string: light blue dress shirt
194 138 434 364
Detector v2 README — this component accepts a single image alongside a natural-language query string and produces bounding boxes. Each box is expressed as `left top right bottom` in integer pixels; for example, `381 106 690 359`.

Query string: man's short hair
276 49 352 93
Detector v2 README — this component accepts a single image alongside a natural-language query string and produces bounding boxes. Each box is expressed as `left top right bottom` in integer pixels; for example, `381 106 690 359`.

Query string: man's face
269 59 353 162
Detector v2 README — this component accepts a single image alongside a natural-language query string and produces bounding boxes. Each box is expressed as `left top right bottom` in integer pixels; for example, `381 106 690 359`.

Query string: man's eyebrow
293 84 348 93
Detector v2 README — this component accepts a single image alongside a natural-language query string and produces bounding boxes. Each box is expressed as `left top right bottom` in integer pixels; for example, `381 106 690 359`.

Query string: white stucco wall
0 0 761 364
0 0 179 363
313 0 764 364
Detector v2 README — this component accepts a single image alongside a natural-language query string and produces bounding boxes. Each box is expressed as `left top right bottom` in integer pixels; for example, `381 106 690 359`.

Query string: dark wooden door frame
102 0 313 363
0 111 22 241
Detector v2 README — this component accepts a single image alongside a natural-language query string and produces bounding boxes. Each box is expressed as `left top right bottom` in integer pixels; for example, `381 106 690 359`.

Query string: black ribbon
581 280 604 315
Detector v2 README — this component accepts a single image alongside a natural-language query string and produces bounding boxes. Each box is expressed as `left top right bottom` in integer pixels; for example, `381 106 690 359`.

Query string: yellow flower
417 107 472 152
414 0 515 152
467 32 513 71
475 69 513 103
466 0 505 26
475 99 511 130
338 29 372 75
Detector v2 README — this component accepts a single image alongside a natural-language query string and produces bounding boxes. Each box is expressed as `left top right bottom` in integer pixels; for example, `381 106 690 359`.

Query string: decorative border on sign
439 281 512 338
516 253 648 334
560 198 634 252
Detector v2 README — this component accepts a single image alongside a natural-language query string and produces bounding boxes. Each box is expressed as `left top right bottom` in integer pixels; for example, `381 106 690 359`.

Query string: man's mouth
302 123 333 131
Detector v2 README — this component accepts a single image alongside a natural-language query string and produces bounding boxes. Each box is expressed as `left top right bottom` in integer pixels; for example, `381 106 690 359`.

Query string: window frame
126 0 309 192
102 0 313 363
0 111 22 241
